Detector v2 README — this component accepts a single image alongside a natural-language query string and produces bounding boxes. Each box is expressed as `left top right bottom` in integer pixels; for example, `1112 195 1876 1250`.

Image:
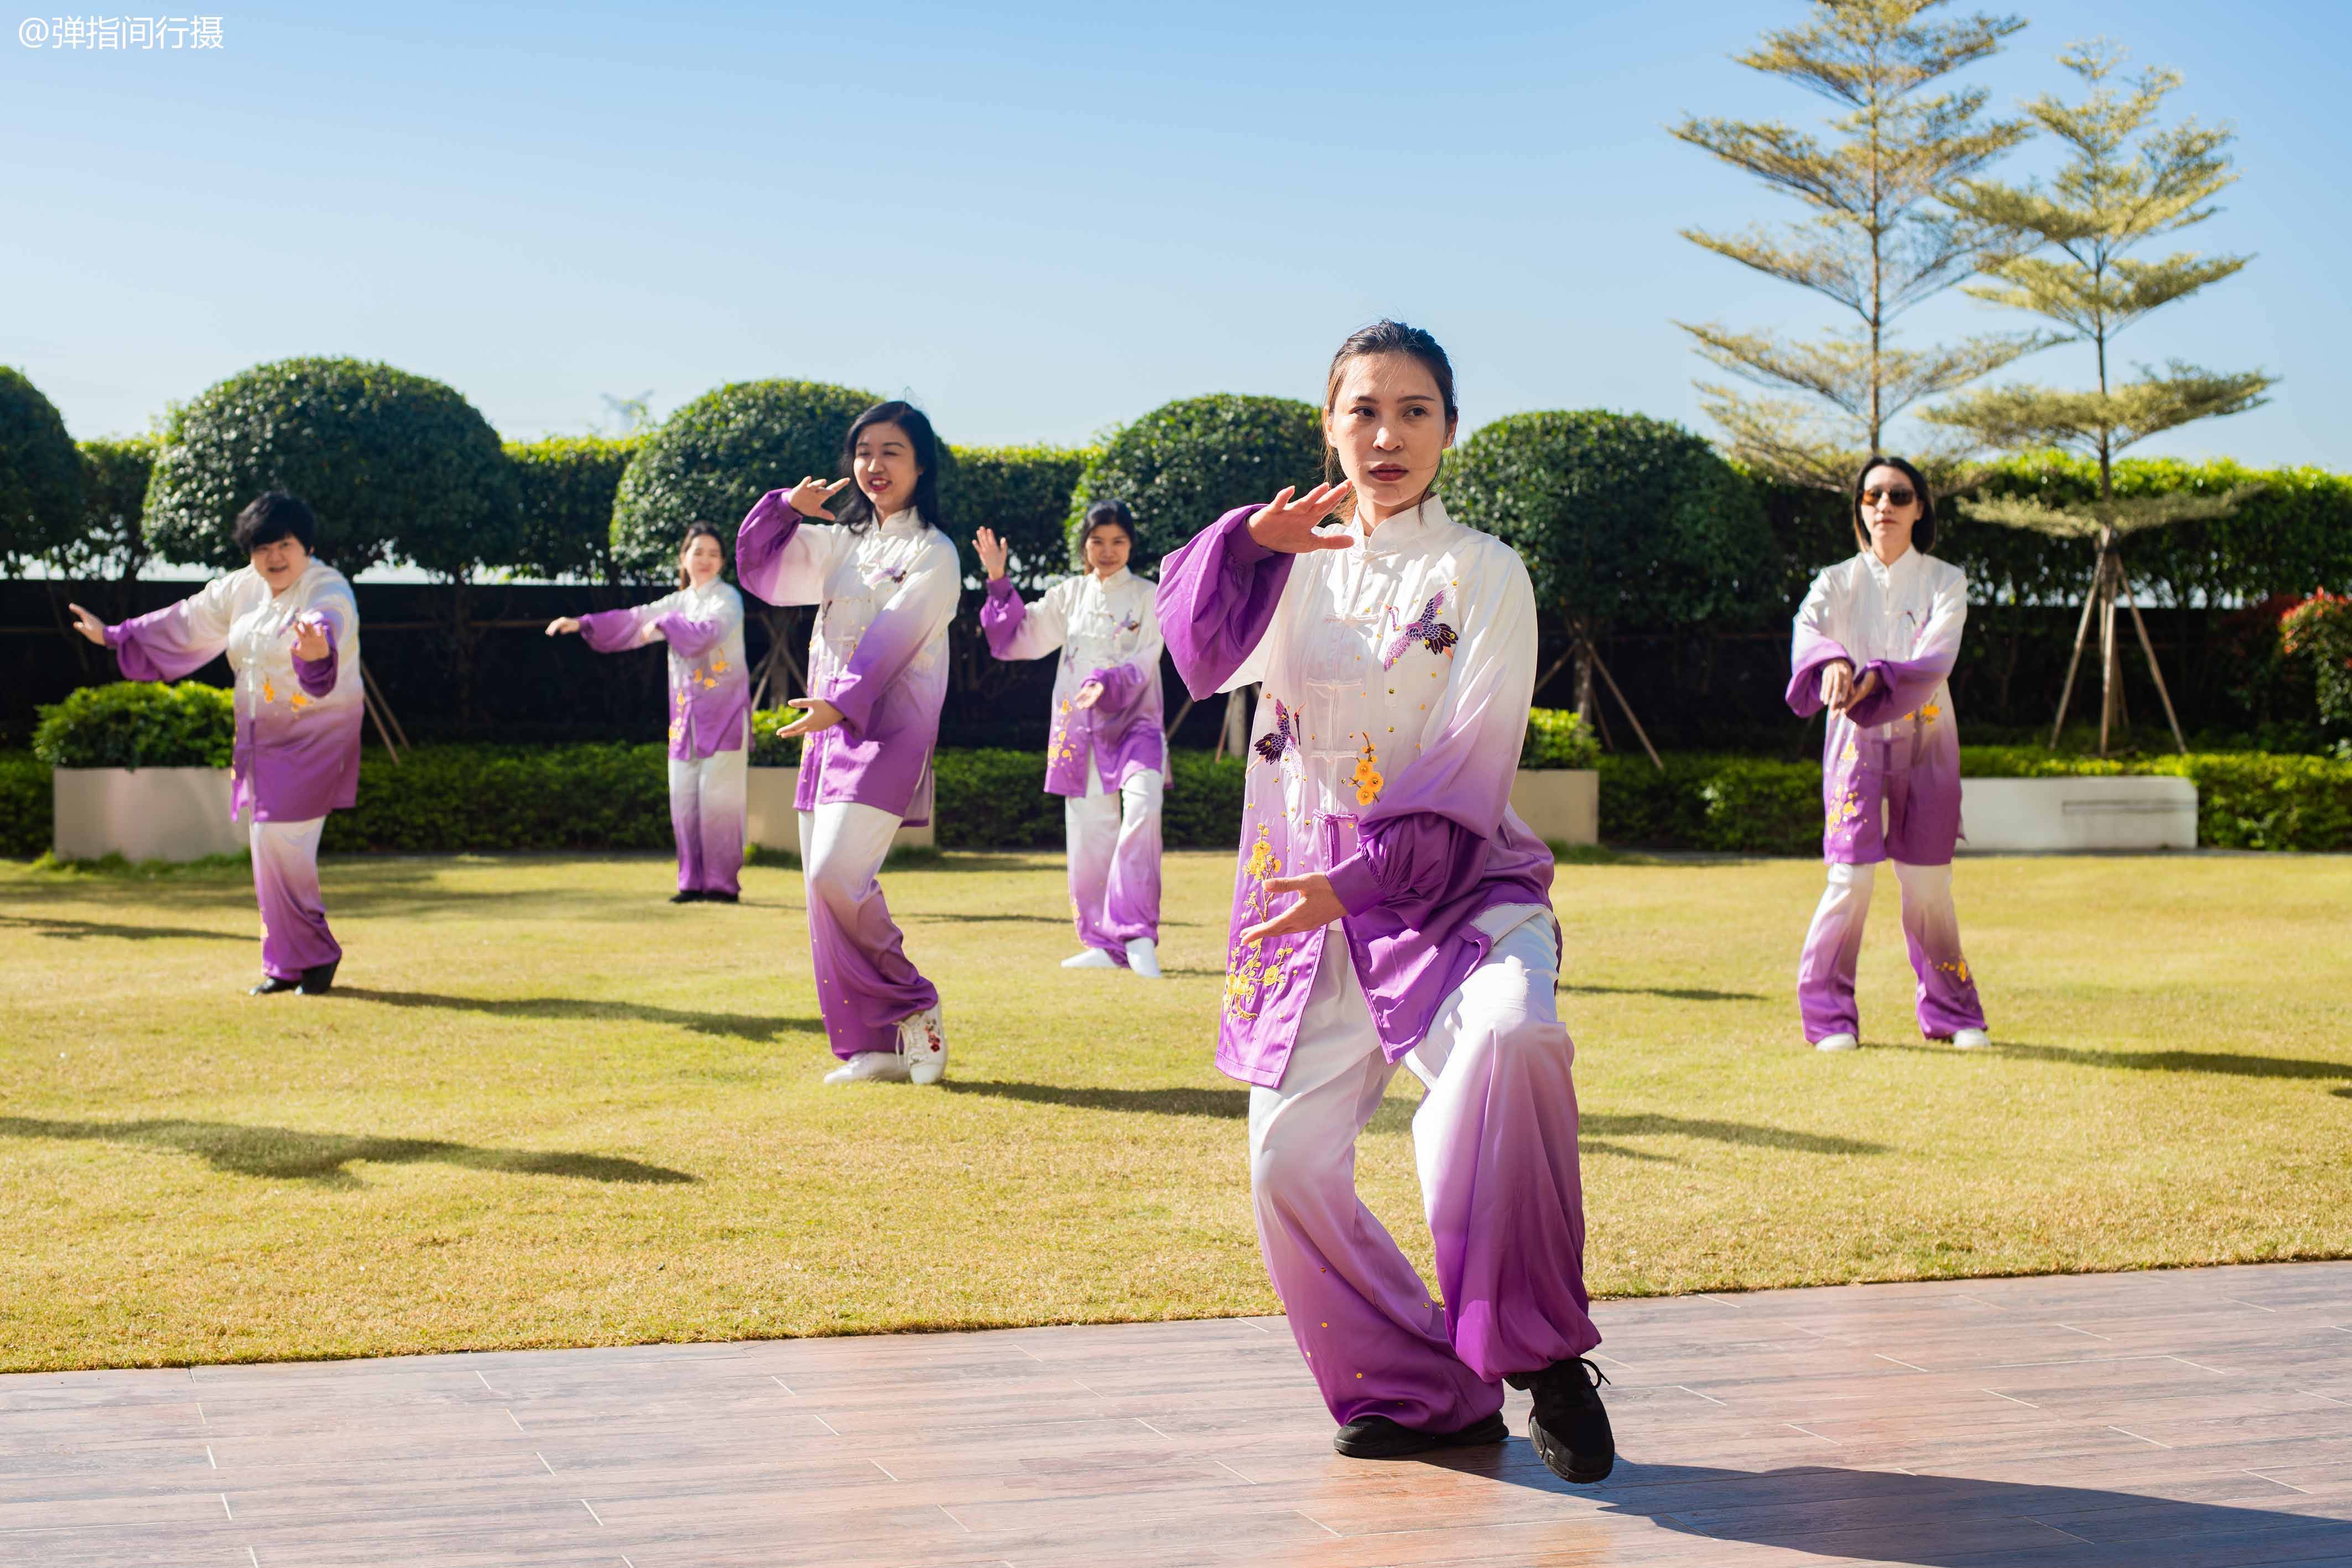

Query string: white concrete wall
53 767 243 862
745 767 934 853
1511 768 1600 847
1959 776 2198 853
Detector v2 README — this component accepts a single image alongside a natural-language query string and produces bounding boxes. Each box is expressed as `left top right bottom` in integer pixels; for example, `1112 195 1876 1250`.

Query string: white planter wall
1959 776 2198 853
54 767 243 862
746 767 935 853
1510 768 1600 847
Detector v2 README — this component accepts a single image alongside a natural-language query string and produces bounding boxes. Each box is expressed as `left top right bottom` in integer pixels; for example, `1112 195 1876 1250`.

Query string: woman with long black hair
1157 321 1611 1483
1787 455 1990 1052
976 499 1167 978
737 402 959 1084
547 523 750 903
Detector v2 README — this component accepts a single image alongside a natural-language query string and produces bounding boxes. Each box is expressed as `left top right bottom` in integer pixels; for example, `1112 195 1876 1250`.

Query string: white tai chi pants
1798 859 1986 1041
1247 910 1598 1434
1063 766 1163 958
668 748 748 896
247 815 339 981
797 801 938 1061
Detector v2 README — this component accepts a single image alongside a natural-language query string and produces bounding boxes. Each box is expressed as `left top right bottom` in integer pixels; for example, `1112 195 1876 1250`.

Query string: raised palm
974 527 1011 580
787 476 854 520
1247 483 1355 555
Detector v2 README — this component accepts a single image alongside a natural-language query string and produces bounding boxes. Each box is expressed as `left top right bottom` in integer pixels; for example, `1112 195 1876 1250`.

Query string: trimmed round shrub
1447 411 1773 637
144 357 521 579
0 366 85 569
611 380 882 582
948 443 1090 589
33 681 235 769
1069 394 1324 568
508 434 638 584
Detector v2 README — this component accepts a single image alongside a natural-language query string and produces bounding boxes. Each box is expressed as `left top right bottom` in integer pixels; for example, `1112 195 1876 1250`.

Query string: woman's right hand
1246 483 1355 555
66 603 107 647
545 616 581 637
787 476 854 520
974 527 1011 580
1819 660 1855 711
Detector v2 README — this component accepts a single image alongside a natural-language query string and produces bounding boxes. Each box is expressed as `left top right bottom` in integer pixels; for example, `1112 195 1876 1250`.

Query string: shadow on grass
939 1080 1881 1154
331 988 823 1043
1890 1039 2352 1082
0 1116 696 1187
0 911 246 943
1563 982 1766 1003
1404 1455 2352 1565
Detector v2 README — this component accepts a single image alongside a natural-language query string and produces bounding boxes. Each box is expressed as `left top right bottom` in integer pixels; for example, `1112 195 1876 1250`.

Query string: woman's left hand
1240 873 1344 946
289 613 331 662
776 697 844 738
1833 668 1880 715
1071 679 1105 710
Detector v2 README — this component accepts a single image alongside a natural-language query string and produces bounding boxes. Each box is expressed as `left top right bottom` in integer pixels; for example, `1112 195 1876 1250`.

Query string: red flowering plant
2280 590 2352 726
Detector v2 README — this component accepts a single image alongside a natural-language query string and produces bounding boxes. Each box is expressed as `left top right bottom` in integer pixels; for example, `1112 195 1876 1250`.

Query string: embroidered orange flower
1352 734 1383 806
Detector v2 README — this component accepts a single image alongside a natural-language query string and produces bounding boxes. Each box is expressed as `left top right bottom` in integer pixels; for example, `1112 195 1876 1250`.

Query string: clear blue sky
7 0 2346 471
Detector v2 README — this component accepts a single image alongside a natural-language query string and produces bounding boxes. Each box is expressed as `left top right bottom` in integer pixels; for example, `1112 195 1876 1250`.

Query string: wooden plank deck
6 1260 2350 1566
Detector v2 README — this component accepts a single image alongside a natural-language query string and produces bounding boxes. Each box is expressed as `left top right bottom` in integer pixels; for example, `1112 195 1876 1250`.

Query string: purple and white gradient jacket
979 566 1166 796
1158 497 1554 1089
1786 547 1970 864
736 493 959 826
576 579 750 760
106 559 362 823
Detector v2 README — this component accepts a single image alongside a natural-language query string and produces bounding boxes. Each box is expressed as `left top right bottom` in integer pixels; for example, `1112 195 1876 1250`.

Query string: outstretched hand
786 476 854 520
776 696 844 738
545 616 582 637
1246 483 1355 555
289 612 331 663
66 603 107 647
974 527 1011 581
1071 679 1104 710
1239 872 1344 946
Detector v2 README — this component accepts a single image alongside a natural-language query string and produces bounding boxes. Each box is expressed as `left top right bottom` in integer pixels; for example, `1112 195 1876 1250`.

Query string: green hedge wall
33 681 236 769
0 753 46 858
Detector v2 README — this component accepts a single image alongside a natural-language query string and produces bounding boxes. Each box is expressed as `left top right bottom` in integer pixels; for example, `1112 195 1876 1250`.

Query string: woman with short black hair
975 499 1168 977
737 401 960 1084
1786 455 1991 1052
69 490 362 994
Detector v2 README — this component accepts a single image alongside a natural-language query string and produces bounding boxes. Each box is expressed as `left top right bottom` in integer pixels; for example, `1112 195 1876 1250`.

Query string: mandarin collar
1352 496 1446 554
1862 545 1919 588
1085 565 1133 591
878 507 923 535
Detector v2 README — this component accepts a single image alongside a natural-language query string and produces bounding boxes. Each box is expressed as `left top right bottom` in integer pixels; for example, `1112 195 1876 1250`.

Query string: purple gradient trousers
1064 766 1162 960
1798 859 1987 1042
1248 913 1597 1432
250 816 339 982
669 749 747 897
797 801 939 1060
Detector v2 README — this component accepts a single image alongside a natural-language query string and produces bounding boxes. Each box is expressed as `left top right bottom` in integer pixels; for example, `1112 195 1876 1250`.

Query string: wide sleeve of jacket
1846 565 1968 726
1156 504 1294 699
576 590 677 654
827 534 961 736
1786 567 1853 717
652 585 742 660
1325 544 1537 922
980 575 1068 661
736 490 851 607
1089 590 1163 713
106 571 243 682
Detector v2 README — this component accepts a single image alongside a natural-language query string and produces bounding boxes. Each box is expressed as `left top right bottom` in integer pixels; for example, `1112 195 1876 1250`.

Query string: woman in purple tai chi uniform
1157 321 1612 1482
546 524 750 904
737 402 959 1086
1787 456 1991 1053
68 491 361 996
975 500 1167 979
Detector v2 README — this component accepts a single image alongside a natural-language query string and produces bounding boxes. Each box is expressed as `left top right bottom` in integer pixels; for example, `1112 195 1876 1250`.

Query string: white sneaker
1125 937 1163 978
824 1050 912 1085
898 1006 946 1085
1061 949 1117 970
1951 1028 1991 1050
1814 1033 1859 1053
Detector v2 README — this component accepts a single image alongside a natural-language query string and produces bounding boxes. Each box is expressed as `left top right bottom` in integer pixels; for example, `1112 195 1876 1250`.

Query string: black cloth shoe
1510 1357 1614 1483
298 960 339 996
669 890 704 904
1332 1410 1507 1459
701 891 739 904
249 975 300 995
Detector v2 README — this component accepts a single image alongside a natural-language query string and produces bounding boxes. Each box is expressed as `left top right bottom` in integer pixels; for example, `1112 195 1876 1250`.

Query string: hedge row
0 752 46 857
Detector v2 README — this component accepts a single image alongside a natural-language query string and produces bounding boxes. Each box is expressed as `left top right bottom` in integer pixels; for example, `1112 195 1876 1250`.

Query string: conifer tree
1927 40 2275 754
1673 0 2047 489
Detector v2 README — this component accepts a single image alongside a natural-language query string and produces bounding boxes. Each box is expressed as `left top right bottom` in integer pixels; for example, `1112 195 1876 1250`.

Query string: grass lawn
2 847 2348 1373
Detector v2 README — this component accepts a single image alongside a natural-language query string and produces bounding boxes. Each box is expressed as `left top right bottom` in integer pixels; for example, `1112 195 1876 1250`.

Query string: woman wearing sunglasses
1787 456 1991 1053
